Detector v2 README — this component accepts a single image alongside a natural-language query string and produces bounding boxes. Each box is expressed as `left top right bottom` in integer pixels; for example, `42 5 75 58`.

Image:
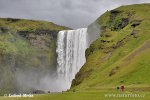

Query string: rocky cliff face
0 18 69 95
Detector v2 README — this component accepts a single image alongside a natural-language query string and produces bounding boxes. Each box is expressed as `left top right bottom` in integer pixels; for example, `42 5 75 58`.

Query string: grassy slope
0 18 69 95
0 18 69 59
0 18 68 31
71 4 150 91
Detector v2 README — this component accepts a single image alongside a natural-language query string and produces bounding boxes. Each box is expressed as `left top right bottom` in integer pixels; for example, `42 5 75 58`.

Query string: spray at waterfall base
14 23 100 93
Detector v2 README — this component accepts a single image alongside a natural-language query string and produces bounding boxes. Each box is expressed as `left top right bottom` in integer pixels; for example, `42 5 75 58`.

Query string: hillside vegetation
71 4 150 91
0 18 68 95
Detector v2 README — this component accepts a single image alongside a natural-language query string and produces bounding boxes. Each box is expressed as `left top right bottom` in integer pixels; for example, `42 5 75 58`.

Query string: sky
0 0 150 29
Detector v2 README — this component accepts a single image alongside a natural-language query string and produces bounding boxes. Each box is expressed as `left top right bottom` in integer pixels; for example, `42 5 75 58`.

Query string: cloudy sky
0 0 150 29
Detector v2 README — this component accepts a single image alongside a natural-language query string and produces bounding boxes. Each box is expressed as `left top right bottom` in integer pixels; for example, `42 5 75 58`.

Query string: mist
87 22 101 47
14 68 70 93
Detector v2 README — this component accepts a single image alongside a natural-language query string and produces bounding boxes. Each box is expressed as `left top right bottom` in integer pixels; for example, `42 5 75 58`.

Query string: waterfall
56 28 87 90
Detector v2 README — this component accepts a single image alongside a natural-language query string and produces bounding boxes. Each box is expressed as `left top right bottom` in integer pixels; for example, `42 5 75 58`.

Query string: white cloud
0 0 150 28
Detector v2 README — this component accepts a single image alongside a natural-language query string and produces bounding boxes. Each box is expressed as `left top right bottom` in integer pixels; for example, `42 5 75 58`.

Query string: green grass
0 90 149 100
0 18 69 31
71 3 150 92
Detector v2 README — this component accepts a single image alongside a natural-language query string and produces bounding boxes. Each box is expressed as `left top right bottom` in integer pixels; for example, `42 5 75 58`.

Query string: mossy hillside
0 18 68 32
71 4 150 91
0 18 68 69
0 18 69 94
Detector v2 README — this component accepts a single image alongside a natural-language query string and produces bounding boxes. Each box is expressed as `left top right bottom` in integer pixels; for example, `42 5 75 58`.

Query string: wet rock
35 29 58 38
110 10 121 20
100 39 111 43
111 18 129 31
6 18 20 22
17 31 30 37
120 18 129 28
0 27 9 33
32 90 45 94
131 20 141 28
131 30 139 38
48 91 50 93
110 10 121 14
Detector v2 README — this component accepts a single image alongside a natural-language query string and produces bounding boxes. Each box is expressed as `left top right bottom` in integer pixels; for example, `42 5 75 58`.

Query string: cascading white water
56 28 88 90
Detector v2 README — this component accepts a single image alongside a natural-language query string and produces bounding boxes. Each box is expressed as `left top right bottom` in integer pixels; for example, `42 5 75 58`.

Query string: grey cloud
0 0 150 28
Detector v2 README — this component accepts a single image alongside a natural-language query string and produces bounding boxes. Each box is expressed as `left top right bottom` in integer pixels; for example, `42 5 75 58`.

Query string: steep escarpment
0 18 69 94
71 4 150 91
